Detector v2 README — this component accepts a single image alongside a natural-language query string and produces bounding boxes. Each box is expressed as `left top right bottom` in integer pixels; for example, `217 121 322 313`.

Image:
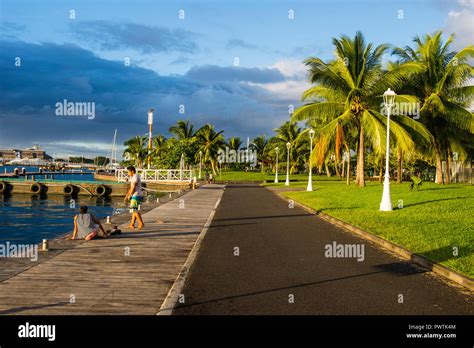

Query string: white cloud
253 59 311 102
445 0 474 49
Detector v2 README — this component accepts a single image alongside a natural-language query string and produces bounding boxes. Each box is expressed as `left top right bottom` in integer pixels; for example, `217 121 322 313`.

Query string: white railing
115 169 194 183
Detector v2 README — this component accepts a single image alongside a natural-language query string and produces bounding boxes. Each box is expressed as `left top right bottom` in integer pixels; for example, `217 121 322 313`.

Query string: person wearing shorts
125 166 145 229
71 206 107 240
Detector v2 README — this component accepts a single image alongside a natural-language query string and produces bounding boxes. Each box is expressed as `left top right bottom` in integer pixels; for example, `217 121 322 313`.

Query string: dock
0 184 224 314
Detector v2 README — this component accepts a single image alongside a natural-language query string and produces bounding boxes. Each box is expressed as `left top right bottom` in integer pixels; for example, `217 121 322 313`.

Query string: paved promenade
0 185 224 314
173 184 473 315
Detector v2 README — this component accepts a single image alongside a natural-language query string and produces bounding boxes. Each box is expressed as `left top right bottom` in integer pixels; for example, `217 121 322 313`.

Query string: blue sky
0 0 472 158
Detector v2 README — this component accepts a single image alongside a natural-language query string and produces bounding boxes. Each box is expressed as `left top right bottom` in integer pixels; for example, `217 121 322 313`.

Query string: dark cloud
185 65 286 83
0 40 293 155
71 21 198 54
226 39 258 50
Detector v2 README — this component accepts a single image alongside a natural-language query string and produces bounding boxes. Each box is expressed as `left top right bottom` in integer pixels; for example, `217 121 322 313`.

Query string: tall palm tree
123 136 147 168
274 122 308 173
169 120 195 140
195 124 224 175
227 137 243 151
251 135 269 173
292 31 429 186
148 134 167 165
392 31 474 184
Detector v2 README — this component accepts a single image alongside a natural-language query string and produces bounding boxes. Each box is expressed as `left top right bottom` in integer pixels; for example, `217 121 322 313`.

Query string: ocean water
0 166 128 244
0 194 129 245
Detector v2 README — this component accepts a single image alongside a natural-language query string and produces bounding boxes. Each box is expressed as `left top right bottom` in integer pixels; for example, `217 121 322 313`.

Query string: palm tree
169 120 195 140
251 135 269 173
292 31 429 186
195 124 224 175
274 122 308 173
227 137 243 151
392 31 474 184
123 136 147 168
148 135 167 165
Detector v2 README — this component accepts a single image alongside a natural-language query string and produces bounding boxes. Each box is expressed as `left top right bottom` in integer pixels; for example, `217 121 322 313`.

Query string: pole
307 137 313 191
285 146 290 186
148 123 152 170
380 105 393 211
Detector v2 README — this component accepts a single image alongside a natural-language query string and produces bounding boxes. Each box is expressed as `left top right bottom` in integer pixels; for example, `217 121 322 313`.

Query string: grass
264 179 473 278
216 170 343 182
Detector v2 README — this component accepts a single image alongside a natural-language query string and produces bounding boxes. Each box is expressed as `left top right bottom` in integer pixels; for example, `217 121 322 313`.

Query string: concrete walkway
173 184 474 315
0 185 224 314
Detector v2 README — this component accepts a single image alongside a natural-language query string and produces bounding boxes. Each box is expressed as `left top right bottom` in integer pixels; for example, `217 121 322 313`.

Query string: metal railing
115 169 194 183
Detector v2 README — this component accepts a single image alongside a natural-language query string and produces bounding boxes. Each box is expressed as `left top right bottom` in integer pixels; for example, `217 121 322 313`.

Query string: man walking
124 166 145 229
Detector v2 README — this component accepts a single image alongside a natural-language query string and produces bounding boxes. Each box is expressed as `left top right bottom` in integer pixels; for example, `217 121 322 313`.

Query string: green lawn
216 170 343 182
265 180 473 278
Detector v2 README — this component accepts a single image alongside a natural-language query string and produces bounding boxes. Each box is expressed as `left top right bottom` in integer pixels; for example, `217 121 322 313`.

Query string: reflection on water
0 193 127 244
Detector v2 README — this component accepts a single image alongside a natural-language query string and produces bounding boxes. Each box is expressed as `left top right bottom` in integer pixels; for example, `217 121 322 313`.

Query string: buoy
30 182 43 194
63 184 76 195
0 181 7 194
94 185 107 197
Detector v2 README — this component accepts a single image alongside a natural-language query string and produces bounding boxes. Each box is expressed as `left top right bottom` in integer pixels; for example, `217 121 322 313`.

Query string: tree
227 137 243 151
251 135 269 173
274 122 308 173
123 136 147 168
392 31 474 184
195 124 224 175
169 120 195 140
293 31 429 186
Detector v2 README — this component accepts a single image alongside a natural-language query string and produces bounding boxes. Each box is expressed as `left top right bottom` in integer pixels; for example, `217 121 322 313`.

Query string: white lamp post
285 142 291 186
274 147 279 183
198 151 202 179
147 108 154 169
307 129 315 191
380 88 396 211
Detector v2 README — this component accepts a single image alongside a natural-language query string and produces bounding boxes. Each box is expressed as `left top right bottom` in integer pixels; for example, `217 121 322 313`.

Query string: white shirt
130 173 142 197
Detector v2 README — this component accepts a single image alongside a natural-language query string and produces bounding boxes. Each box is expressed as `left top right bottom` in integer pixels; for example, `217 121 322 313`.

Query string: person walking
124 166 145 229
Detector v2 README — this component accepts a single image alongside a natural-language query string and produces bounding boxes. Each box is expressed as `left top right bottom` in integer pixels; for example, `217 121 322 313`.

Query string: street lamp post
285 142 291 186
147 109 154 169
380 88 396 211
274 147 279 183
307 129 315 191
199 151 202 179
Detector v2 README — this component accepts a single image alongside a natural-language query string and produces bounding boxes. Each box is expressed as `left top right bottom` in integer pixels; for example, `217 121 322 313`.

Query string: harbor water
0 166 128 244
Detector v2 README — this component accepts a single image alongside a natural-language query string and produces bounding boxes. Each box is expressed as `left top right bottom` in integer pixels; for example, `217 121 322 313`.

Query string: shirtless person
124 166 145 229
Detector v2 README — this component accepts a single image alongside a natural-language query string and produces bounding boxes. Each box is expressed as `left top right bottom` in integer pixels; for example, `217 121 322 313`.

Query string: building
0 145 52 162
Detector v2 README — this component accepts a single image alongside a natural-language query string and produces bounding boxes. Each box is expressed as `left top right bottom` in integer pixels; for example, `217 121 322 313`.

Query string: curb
270 188 474 292
157 194 223 315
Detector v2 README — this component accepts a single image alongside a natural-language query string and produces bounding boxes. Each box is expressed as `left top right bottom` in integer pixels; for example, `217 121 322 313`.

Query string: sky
0 0 473 159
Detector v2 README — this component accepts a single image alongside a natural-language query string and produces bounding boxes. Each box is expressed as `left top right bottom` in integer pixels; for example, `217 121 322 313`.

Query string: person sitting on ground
71 206 108 240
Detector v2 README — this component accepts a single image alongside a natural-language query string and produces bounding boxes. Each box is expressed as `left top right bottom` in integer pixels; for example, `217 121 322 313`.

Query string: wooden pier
0 184 224 314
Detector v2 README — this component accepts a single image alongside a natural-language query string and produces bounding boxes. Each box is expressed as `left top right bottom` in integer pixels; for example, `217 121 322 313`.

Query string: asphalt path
173 184 473 315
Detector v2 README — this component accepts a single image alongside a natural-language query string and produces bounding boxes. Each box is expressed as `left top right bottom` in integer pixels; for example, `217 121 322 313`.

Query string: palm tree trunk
446 148 451 184
356 126 365 187
335 160 341 177
341 157 345 178
345 144 350 186
397 147 402 184
435 144 444 184
325 162 331 177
